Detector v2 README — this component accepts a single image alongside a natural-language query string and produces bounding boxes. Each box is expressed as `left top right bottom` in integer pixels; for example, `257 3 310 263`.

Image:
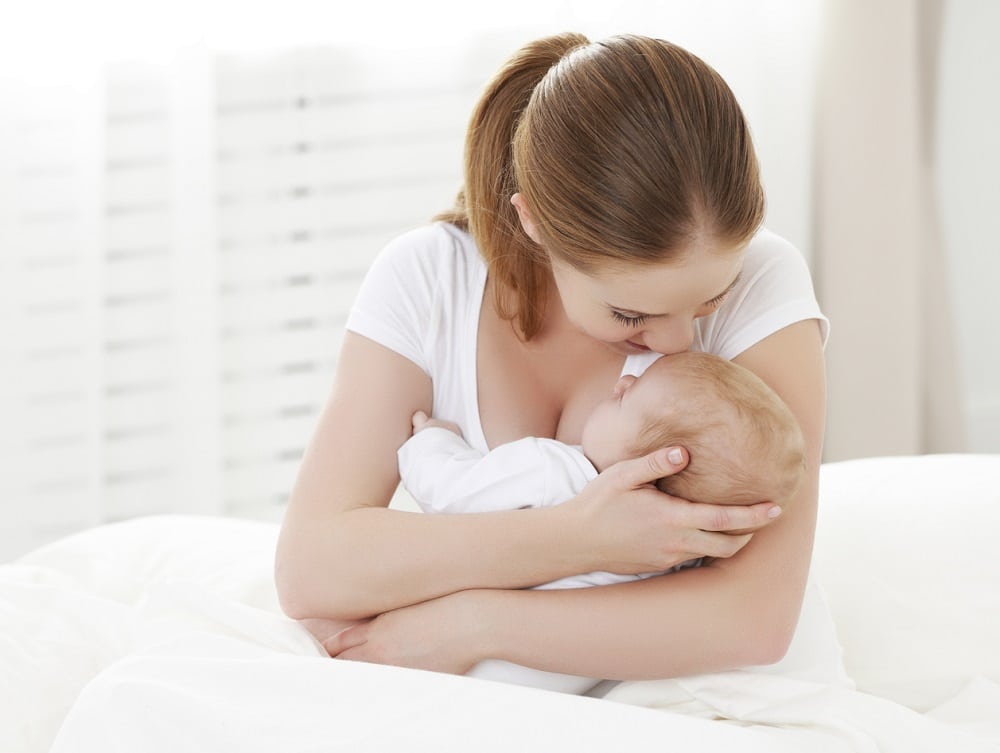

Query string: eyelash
611 291 730 328
706 290 730 308
611 310 648 327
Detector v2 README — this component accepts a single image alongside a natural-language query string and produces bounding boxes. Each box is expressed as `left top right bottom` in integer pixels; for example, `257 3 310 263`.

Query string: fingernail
667 448 684 465
768 506 783 519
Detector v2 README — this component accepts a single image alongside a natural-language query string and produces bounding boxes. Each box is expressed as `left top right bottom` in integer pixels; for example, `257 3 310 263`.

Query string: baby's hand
411 410 463 438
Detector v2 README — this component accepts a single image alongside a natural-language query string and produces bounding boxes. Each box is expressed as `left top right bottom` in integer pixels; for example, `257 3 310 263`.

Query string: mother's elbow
274 538 369 621
743 609 799 667
753 624 796 667
274 538 335 620
274 550 313 620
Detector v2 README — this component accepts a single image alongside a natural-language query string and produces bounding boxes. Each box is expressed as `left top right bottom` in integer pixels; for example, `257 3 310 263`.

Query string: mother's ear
510 193 542 245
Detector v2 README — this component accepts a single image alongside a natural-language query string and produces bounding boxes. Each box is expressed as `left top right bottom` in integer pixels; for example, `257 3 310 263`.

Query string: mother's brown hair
436 33 765 340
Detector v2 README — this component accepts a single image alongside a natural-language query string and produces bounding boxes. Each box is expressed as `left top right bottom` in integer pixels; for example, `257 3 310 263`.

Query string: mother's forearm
483 564 803 681
275 503 591 621
480 501 814 682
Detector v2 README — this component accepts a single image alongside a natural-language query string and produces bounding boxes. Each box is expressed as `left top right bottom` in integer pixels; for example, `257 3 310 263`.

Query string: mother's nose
640 317 695 355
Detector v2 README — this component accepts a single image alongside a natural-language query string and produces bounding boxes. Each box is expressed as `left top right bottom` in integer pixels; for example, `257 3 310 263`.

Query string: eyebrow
608 272 743 317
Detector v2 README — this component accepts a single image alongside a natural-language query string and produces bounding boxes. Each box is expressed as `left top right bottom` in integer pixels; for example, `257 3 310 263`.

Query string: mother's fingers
323 621 370 658
300 616 365 646
609 446 689 489
680 500 781 534
686 530 754 560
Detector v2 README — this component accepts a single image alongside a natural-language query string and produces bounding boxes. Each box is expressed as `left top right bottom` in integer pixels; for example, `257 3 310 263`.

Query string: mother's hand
321 590 489 675
570 446 781 574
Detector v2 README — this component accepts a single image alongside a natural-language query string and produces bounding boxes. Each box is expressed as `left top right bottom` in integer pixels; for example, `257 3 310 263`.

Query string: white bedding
2 454 999 752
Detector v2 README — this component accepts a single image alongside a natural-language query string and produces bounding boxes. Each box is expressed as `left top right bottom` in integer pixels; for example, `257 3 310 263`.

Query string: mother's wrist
541 500 604 576
454 588 507 665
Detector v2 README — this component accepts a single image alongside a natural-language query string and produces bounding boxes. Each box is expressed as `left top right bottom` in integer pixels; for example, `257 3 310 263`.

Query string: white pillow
813 453 1000 711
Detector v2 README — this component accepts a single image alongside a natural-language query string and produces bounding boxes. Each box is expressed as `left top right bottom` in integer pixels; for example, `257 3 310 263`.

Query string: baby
397 351 807 694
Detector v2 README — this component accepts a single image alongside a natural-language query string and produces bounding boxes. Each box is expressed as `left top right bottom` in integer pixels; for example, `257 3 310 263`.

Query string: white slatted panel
0 81 104 557
1 41 503 561
214 45 480 519
101 62 183 521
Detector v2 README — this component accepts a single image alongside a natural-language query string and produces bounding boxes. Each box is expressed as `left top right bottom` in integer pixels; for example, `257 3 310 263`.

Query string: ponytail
437 33 764 342
435 32 589 340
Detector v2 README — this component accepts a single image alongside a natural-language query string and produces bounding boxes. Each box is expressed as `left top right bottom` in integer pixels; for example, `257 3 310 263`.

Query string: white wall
936 0 1000 452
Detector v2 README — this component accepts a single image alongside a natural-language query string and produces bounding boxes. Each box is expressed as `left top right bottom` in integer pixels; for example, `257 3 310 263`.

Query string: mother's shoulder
746 227 803 260
382 221 477 259
367 222 485 300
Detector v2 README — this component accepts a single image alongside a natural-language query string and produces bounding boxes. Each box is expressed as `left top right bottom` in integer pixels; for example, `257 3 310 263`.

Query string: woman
275 32 827 683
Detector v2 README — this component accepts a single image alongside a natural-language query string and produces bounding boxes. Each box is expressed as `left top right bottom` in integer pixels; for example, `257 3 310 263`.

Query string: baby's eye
611 310 648 327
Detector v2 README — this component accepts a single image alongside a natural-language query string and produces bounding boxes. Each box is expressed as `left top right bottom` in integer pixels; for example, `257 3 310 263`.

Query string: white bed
2 454 999 752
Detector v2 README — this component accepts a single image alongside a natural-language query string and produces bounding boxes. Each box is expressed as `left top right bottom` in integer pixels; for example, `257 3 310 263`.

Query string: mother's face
547 243 745 357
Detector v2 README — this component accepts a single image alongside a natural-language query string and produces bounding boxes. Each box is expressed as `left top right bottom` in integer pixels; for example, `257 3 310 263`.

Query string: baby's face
581 367 669 472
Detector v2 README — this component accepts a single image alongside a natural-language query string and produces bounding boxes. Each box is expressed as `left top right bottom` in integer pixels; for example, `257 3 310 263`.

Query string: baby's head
580 352 806 508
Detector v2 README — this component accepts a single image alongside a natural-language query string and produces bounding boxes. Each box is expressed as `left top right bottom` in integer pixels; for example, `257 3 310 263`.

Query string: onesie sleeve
698 229 830 361
397 431 596 514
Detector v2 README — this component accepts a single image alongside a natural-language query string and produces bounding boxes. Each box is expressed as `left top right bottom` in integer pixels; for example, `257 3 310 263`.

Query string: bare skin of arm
275 332 598 619
275 332 778 622
323 319 825 679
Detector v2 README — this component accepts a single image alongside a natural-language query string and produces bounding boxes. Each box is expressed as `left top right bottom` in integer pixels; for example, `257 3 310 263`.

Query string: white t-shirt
346 221 828 453
348 224 826 693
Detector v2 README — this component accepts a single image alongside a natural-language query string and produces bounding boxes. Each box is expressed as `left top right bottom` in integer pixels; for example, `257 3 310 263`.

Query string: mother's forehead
591 247 744 279
588 254 744 310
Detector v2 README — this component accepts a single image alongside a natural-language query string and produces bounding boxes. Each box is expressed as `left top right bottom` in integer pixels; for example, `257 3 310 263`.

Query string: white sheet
2 455 999 752
812 453 1000 711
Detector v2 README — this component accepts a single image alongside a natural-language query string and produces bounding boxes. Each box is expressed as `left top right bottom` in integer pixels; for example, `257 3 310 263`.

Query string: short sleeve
345 226 444 375
696 229 829 361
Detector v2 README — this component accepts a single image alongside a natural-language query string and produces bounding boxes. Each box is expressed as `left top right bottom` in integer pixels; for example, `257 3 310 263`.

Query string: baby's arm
410 409 463 437
398 413 590 515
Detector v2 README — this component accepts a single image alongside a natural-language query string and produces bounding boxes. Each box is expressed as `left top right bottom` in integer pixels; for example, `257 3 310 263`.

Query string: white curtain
813 0 966 461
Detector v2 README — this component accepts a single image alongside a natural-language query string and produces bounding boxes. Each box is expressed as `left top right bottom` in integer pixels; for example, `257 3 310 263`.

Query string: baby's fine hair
436 33 764 340
630 352 806 508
